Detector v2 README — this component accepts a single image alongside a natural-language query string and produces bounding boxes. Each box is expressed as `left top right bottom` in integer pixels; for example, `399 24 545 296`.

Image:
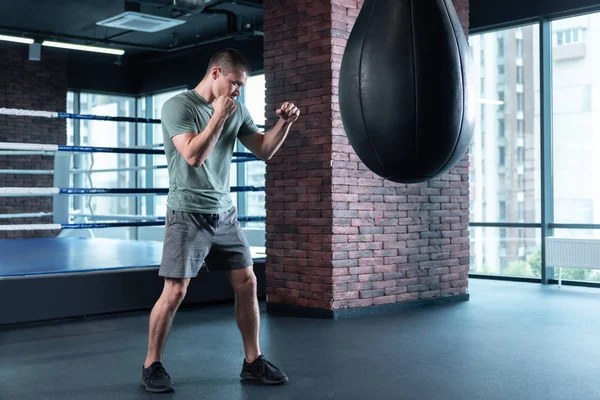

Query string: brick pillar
0 48 68 239
264 0 471 317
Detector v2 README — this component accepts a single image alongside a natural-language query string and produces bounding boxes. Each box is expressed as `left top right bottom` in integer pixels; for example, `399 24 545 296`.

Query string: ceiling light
0 34 34 44
42 40 125 56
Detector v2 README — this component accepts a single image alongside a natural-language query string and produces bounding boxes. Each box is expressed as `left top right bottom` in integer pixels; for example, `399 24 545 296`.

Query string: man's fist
213 95 236 119
276 102 300 123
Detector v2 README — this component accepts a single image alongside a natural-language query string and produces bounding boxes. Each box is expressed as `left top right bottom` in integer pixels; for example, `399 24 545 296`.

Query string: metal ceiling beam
0 24 262 55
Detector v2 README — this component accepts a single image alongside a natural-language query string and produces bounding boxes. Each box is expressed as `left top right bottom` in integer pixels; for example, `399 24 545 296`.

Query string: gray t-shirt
161 90 258 214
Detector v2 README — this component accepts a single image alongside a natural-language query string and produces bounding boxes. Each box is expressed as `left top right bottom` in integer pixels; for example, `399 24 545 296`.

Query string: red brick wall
265 0 470 312
264 0 334 309
0 47 68 239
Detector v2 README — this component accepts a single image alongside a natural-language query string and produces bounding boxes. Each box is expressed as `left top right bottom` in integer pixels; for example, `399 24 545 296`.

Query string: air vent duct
97 12 186 32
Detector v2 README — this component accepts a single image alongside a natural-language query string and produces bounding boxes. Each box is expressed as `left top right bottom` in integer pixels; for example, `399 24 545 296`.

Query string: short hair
205 48 251 76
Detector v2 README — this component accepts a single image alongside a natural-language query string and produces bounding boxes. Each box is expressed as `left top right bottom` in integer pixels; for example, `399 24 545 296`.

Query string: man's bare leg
144 277 190 367
225 267 261 363
225 266 288 384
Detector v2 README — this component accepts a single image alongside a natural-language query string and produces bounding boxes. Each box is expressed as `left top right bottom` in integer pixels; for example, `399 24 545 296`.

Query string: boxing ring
0 107 267 326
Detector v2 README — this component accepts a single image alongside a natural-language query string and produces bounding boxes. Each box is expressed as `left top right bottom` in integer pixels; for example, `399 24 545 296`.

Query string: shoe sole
141 380 175 393
240 372 289 385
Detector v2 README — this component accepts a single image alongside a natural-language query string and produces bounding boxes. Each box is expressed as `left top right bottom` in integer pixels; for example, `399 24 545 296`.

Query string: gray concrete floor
1 279 600 400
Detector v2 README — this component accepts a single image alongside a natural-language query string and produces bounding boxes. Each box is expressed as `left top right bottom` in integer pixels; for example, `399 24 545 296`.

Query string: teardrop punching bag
339 0 475 183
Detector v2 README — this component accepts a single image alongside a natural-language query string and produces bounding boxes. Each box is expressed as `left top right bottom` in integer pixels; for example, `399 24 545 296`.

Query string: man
141 48 299 393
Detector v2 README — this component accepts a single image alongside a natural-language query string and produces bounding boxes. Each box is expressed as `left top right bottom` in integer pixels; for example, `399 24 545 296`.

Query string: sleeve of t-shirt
161 96 199 138
237 101 260 137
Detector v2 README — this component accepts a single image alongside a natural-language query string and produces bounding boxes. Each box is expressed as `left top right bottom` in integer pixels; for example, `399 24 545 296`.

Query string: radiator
545 237 600 269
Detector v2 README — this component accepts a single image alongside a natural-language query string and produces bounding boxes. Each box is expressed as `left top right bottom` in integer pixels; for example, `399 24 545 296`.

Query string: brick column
0 48 68 239
264 0 470 317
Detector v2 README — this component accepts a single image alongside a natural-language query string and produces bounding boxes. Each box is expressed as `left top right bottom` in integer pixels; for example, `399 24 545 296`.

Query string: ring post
53 153 71 225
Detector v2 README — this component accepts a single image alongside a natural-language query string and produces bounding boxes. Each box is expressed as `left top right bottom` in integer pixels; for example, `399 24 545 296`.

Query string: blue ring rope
62 221 166 229
56 145 260 160
58 186 265 195
58 145 164 155
60 188 168 195
62 215 265 229
57 112 162 124
238 216 265 222
55 112 267 131
232 152 259 158
80 161 252 170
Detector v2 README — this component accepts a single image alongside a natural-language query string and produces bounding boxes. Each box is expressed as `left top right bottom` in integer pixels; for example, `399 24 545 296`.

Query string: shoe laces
151 363 170 379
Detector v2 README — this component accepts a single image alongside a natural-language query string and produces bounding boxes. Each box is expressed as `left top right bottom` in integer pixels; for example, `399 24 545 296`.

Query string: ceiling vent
96 12 186 33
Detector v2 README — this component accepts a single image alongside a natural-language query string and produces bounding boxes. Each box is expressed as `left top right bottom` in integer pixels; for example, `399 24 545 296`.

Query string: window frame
469 9 600 287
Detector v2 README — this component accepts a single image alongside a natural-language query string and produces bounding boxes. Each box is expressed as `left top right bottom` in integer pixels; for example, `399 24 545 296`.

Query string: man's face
214 67 247 99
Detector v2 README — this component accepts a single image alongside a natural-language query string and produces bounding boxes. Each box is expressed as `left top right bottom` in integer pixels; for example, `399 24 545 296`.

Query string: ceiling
0 0 264 61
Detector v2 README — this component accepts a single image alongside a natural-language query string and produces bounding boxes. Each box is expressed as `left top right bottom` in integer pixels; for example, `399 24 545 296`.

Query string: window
517 120 524 137
469 12 600 284
469 24 541 279
517 93 524 111
552 15 600 226
498 119 505 137
469 227 541 278
518 203 525 221
238 74 266 229
554 28 586 46
67 93 137 239
517 147 525 164
144 88 187 218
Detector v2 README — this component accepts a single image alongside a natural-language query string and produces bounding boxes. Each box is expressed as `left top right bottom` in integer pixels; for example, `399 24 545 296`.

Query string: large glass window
238 74 266 229
548 12 600 285
67 93 137 239
470 11 600 285
470 227 541 278
138 88 186 218
469 25 541 225
469 24 541 278
552 14 600 226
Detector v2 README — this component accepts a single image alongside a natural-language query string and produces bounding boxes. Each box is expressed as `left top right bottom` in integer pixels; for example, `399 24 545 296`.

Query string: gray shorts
158 206 253 279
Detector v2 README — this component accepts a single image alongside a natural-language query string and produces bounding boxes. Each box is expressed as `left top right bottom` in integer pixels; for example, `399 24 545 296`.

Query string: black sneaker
240 355 289 385
141 361 175 393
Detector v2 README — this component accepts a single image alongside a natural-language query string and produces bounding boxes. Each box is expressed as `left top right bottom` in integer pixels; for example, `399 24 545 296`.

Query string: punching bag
339 0 475 183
